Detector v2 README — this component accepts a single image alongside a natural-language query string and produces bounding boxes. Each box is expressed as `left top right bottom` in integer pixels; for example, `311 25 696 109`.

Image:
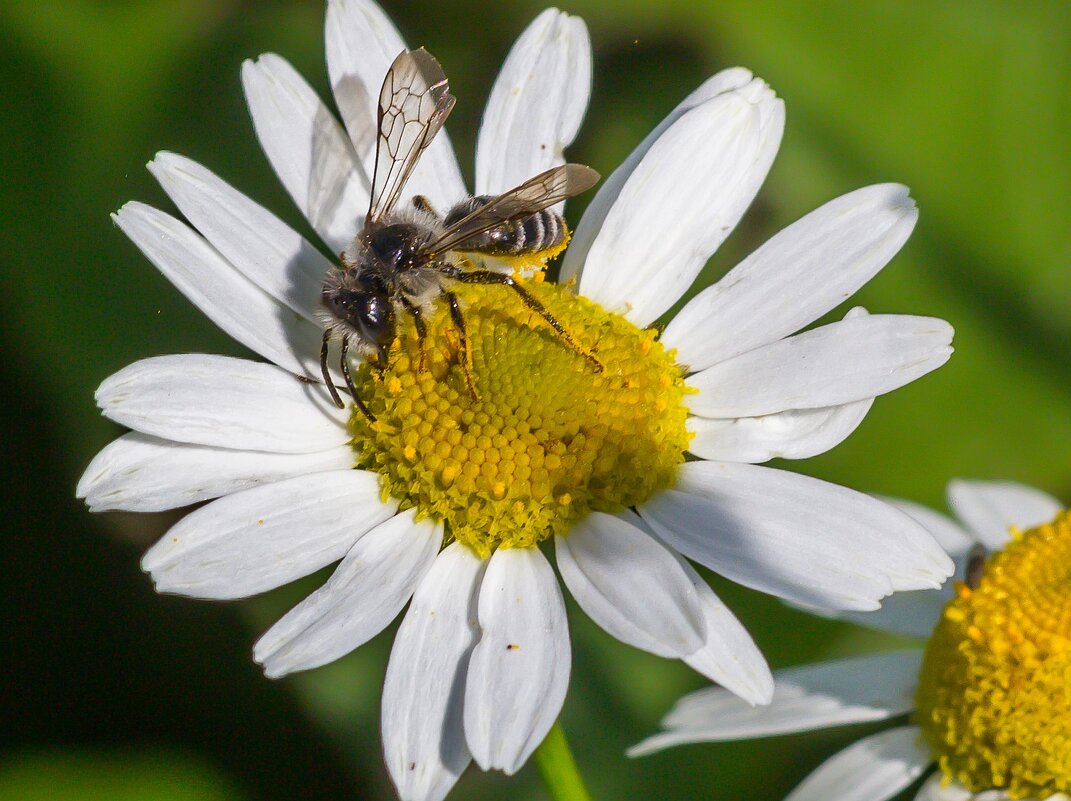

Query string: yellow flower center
916 510 1071 799
348 275 691 558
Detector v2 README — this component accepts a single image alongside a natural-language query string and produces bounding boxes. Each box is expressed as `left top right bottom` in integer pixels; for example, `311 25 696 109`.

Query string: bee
319 48 601 421
965 542 987 589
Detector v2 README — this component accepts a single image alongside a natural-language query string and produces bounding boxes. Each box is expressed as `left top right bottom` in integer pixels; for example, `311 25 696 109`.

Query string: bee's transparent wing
367 48 456 223
428 164 599 255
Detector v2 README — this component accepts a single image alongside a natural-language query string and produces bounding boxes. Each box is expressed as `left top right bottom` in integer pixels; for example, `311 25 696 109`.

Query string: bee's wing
367 49 456 223
427 164 600 255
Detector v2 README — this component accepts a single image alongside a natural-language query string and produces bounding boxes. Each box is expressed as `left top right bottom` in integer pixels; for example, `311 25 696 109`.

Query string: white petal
254 509 441 678
562 68 760 285
614 508 772 703
639 462 953 610
77 432 353 512
555 512 705 658
113 203 327 377
96 354 350 453
687 400 873 463
567 74 783 326
628 651 921 755
888 497 976 557
383 542 485 801
785 726 930 801
947 479 1063 549
464 547 570 774
687 314 953 418
242 53 370 253
679 563 773 705
792 495 971 639
324 0 465 209
143 470 394 599
475 9 590 197
149 152 332 323
663 184 919 371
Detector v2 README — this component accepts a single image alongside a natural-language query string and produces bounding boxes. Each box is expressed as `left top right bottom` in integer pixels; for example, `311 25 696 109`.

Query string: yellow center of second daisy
916 510 1071 799
348 276 691 558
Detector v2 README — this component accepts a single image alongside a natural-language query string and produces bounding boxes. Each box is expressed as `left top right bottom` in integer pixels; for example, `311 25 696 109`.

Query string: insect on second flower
319 48 602 420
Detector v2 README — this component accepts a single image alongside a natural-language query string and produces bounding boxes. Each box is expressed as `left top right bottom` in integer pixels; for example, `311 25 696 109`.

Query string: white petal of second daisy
242 53 370 253
629 651 921 755
947 478 1063 549
475 9 590 197
383 542 486 801
663 183 919 371
113 203 328 378
639 462 953 611
464 547 570 774
324 0 465 209
555 511 705 658
888 496 976 557
254 509 441 678
784 726 930 801
96 355 350 453
76 432 354 512
567 73 784 326
143 470 395 600
687 314 953 418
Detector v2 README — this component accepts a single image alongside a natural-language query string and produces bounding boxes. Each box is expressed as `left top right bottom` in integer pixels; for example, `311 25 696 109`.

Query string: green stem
533 719 593 801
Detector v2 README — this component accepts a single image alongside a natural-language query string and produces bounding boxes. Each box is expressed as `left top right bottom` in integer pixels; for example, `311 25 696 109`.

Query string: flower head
634 479 1070 801
78 1 955 799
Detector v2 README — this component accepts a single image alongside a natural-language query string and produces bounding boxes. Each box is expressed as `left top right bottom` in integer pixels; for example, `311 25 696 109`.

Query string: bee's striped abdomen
444 195 567 256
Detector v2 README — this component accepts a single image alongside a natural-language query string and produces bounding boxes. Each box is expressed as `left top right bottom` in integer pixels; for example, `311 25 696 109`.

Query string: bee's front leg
399 296 428 372
443 290 478 402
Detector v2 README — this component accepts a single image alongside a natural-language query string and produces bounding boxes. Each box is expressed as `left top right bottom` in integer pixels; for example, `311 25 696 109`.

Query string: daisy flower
632 479 1071 801
78 1 955 799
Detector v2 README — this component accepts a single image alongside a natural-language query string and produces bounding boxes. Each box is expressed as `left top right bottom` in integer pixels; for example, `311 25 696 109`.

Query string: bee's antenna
341 334 376 423
320 331 345 410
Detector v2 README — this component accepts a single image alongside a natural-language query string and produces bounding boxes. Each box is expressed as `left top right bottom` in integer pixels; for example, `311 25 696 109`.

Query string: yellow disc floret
348 276 692 558
917 511 1071 798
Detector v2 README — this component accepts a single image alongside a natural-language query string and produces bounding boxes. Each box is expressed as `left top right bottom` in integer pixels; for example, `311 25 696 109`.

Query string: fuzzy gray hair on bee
319 47 601 422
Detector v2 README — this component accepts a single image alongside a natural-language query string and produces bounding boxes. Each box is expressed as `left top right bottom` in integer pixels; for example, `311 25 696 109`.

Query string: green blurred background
3 1 1070 799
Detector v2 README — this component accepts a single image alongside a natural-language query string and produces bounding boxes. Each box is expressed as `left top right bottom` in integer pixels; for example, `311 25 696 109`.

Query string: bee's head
322 271 396 357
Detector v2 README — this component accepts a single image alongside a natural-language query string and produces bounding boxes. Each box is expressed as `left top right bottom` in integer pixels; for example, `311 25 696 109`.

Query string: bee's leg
341 334 376 423
320 331 345 409
454 269 604 373
399 297 428 372
366 344 389 382
412 195 440 220
443 290 479 402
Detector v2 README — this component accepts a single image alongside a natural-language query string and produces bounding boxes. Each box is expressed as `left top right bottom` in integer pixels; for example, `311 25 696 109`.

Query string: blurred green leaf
0 750 240 801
